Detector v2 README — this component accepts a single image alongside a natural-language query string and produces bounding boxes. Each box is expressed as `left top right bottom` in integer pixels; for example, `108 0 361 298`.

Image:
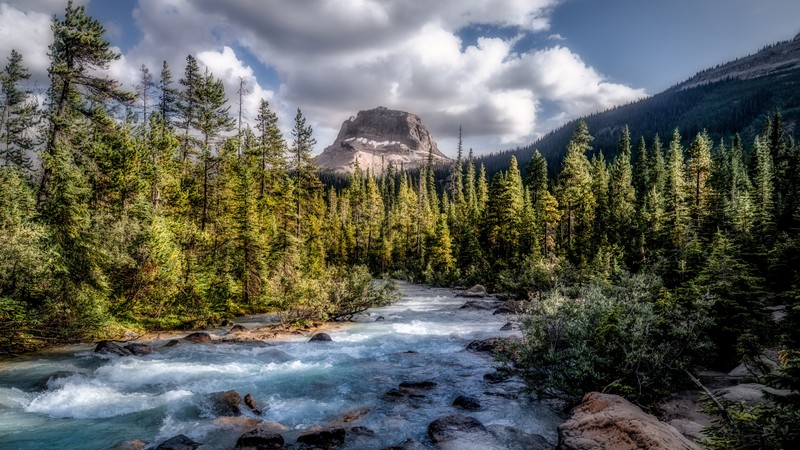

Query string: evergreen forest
1 4 799 448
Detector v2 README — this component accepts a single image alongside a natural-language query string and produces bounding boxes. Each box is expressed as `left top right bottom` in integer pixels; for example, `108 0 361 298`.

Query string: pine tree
607 126 636 252
665 129 688 278
556 120 596 263
195 69 234 231
158 60 179 128
751 135 774 235
253 99 285 198
38 0 133 207
137 64 154 129
0 49 38 171
591 152 609 249
686 130 713 234
177 54 201 161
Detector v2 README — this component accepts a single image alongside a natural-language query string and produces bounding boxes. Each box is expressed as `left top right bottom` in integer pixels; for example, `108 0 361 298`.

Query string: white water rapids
0 283 561 449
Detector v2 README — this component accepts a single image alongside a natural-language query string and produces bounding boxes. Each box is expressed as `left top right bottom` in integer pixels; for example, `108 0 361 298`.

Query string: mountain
477 33 800 177
315 106 450 174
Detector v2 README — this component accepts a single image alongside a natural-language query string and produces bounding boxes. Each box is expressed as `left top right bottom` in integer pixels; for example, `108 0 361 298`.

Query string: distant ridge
476 33 800 177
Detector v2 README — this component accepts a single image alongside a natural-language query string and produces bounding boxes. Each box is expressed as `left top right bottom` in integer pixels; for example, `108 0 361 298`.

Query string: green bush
517 272 713 404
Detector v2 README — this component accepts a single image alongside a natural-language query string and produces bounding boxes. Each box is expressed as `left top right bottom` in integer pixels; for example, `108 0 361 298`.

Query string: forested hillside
479 37 800 178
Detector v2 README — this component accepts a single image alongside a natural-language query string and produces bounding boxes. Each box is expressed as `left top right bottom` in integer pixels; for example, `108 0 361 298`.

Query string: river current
0 283 561 449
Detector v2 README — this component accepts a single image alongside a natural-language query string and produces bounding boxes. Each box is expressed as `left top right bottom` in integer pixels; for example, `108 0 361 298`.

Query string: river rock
460 300 502 310
163 339 182 348
453 395 481 411
458 285 489 298
428 414 499 448
156 434 201 450
309 332 332 342
558 392 701 450
350 426 375 436
493 301 527 315
375 316 386 321
466 337 519 355
484 369 513 383
334 407 370 424
209 390 243 416
184 332 212 343
296 427 346 448
35 371 76 390
213 417 263 429
124 342 153 356
227 324 249 335
234 429 284 450
243 393 261 414
94 340 133 356
500 322 518 331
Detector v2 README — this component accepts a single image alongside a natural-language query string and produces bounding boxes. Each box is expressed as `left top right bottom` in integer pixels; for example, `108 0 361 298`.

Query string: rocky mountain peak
315 106 450 174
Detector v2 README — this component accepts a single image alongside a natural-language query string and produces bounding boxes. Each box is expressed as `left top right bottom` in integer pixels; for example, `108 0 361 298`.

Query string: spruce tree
158 60 179 128
0 49 38 171
178 54 201 161
556 120 595 263
686 130 713 234
608 126 636 252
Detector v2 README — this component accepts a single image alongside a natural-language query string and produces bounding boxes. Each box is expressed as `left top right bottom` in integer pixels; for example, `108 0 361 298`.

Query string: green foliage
518 273 713 404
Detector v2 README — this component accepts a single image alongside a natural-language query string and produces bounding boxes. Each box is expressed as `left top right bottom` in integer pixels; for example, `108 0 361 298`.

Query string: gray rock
296 427 345 448
453 395 481 411
485 425 553 450
183 332 212 343
399 380 437 390
163 339 182 348
427 414 502 448
227 324 248 335
124 342 153 356
458 285 489 298
714 383 791 407
315 106 450 174
234 429 284 449
309 332 332 342
35 371 77 390
94 340 133 356
156 434 200 450
208 390 243 416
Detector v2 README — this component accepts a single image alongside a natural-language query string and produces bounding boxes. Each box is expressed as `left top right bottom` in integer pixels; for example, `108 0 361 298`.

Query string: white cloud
0 3 53 86
548 33 567 41
0 0 647 155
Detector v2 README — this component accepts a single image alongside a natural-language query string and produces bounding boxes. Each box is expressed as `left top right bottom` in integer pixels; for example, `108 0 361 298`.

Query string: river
0 283 561 449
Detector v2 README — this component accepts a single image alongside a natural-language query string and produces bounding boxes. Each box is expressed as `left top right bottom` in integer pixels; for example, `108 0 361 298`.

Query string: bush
517 272 713 404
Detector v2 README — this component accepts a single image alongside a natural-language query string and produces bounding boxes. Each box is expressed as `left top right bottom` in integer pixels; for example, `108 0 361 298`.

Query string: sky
1 0 799 157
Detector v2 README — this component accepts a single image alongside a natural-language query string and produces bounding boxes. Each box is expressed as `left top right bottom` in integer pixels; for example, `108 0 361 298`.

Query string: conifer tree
665 129 688 277
752 135 774 235
686 130 713 234
0 49 38 171
556 120 595 263
177 54 201 161
608 126 636 251
137 64 154 128
253 99 285 198
158 60 178 128
38 0 133 207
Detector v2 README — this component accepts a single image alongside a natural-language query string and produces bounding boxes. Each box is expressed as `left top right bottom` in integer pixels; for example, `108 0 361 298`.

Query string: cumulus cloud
0 3 54 86
0 0 647 154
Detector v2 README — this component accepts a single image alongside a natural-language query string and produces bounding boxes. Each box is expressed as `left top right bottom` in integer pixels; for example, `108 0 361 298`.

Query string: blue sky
2 0 799 156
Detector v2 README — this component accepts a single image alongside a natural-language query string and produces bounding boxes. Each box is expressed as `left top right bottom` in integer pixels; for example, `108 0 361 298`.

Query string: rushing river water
0 283 561 449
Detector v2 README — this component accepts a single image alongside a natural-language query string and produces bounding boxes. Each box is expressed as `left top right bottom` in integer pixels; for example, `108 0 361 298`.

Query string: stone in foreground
558 392 701 450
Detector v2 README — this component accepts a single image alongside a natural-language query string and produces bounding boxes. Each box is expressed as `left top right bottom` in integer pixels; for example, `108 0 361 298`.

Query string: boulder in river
428 414 497 447
453 395 481 411
296 427 346 448
94 340 133 356
234 428 284 449
124 342 153 356
309 332 332 342
466 337 520 355
460 300 502 310
558 392 701 450
458 284 489 298
156 434 201 450
375 316 386 321
208 390 243 416
35 371 77 390
184 332 212 343
114 439 148 450
243 393 261 415
382 438 428 450
163 339 182 348
227 324 249 335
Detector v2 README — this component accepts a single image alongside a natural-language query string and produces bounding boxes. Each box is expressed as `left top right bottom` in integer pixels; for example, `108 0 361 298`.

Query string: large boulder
460 300 501 310
208 390 243 416
458 285 489 298
452 395 481 411
234 429 284 450
156 434 200 450
309 332 333 342
94 340 133 356
124 342 153 356
296 427 346 448
427 414 502 449
714 383 790 407
183 332 212 343
558 392 701 450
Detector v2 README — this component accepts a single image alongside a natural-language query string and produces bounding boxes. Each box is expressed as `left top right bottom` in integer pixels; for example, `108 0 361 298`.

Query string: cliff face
315 106 450 174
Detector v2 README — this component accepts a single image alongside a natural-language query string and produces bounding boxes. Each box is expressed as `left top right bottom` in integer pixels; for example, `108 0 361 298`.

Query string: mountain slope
478 34 800 176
